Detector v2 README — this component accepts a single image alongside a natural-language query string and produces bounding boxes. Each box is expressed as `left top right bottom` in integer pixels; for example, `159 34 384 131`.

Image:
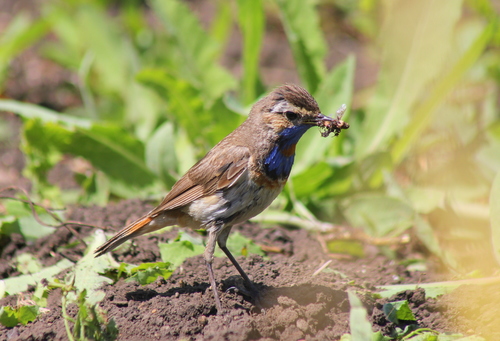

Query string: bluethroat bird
95 84 348 313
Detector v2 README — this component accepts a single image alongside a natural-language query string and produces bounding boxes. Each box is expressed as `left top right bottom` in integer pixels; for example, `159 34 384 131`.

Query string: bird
95 84 343 313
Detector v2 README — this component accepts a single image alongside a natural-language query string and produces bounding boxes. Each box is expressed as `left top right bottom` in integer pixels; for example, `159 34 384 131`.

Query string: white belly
186 176 282 228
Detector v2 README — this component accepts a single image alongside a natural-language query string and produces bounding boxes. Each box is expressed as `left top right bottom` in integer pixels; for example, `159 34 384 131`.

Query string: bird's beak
303 113 334 126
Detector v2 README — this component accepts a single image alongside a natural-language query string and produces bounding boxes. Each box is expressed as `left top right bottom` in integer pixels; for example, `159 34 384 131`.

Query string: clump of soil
1 199 496 341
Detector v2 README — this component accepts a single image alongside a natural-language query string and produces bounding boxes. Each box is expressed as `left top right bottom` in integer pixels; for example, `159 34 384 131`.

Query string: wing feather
150 145 250 215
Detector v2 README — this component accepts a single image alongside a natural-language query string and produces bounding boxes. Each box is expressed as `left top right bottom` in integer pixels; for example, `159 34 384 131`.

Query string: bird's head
250 84 334 141
245 84 337 180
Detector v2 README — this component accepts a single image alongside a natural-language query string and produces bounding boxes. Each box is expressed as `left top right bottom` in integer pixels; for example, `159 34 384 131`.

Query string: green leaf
383 300 416 324
292 55 355 167
237 0 265 104
276 0 326 92
371 331 391 341
151 0 236 101
326 240 364 258
210 1 232 52
136 69 240 148
69 124 157 188
129 262 173 285
347 291 373 341
17 305 40 325
22 118 161 199
3 201 58 241
291 162 334 198
159 240 205 268
342 194 414 237
71 230 124 305
0 258 73 296
145 121 178 187
0 306 19 328
15 253 43 274
0 99 92 128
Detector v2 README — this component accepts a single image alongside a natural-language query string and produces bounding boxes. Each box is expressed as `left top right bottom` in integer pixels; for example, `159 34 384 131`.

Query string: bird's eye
284 111 299 121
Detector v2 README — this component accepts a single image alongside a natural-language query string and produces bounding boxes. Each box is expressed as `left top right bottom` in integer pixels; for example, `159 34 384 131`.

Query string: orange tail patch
94 215 153 257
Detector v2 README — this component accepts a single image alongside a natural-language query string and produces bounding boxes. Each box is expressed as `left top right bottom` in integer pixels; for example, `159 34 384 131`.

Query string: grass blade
237 0 265 104
275 0 326 93
391 20 496 163
151 0 236 101
356 0 463 158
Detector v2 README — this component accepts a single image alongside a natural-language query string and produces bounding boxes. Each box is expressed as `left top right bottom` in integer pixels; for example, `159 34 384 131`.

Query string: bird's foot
225 282 263 310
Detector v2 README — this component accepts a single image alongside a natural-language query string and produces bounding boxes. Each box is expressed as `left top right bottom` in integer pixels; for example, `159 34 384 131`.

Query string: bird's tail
94 215 154 257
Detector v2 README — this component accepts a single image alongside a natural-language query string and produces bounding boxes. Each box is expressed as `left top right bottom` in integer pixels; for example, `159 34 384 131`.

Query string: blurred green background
0 0 499 274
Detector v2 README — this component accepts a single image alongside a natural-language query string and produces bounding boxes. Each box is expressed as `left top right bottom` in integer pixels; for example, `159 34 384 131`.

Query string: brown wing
150 144 251 215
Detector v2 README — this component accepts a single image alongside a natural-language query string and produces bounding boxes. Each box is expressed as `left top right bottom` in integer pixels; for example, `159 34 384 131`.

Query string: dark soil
1 200 498 341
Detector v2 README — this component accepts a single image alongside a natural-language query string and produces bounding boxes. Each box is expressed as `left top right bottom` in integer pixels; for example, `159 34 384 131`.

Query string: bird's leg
204 228 223 313
217 226 258 295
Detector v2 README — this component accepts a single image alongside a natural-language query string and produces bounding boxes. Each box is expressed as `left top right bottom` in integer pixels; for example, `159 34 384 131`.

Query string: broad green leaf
71 230 117 305
348 291 373 341
0 306 20 328
159 240 205 268
17 215 57 241
70 124 156 187
371 331 391 341
382 300 416 324
0 100 92 128
326 240 364 258
0 215 17 236
342 194 414 237
15 253 43 275
129 262 173 285
22 118 161 199
276 0 326 92
4 201 59 241
356 0 463 158
291 162 334 198
490 171 500 265
17 305 40 325
1 258 74 296
237 0 265 104
145 121 178 187
176 230 204 245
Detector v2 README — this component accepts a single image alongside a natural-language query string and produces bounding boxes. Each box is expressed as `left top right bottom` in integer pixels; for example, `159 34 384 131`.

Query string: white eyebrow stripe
271 101 290 113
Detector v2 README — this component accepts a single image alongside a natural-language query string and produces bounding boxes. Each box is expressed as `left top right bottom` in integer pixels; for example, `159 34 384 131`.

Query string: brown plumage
95 84 347 313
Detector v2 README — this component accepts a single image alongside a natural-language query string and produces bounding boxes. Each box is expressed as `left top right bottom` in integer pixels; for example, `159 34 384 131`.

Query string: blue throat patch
264 125 311 180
